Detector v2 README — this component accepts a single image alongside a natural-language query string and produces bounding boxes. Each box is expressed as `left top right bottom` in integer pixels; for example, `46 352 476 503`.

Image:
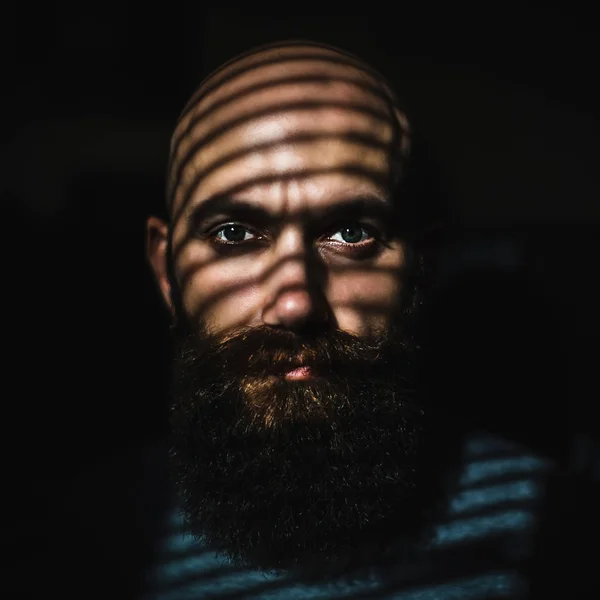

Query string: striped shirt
142 432 553 600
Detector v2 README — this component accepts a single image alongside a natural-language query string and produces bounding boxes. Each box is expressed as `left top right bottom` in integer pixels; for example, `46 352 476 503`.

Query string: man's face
166 44 410 339
147 44 429 575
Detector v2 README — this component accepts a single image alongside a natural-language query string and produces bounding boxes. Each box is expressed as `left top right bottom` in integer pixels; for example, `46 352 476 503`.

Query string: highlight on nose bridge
267 284 317 331
269 234 314 291
262 223 324 329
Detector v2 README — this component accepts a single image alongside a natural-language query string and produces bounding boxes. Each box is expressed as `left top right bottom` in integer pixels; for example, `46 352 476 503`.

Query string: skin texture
147 42 411 341
145 42 442 576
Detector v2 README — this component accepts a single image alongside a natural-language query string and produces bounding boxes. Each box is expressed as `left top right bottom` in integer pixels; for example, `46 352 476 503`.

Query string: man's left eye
329 225 372 244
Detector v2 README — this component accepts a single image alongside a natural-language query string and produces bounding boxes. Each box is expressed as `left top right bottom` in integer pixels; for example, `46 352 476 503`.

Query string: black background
5 5 599 598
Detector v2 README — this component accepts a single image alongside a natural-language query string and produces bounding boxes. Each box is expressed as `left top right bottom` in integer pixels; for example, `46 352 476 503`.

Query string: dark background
5 5 599 598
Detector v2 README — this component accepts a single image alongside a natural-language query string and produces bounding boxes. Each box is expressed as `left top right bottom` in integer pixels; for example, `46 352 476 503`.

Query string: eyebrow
186 193 394 230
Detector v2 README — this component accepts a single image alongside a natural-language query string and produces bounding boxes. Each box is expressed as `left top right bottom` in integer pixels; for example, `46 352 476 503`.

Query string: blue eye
329 225 372 244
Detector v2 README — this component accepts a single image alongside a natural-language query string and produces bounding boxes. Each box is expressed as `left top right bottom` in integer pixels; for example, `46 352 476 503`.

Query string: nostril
263 285 331 332
275 289 313 328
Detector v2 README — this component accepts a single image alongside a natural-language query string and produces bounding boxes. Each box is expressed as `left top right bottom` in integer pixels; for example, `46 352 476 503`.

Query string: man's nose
261 228 329 331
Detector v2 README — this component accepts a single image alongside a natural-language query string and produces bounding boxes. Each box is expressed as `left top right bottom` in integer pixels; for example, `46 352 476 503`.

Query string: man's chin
170 388 428 574
171 435 426 575
236 374 342 434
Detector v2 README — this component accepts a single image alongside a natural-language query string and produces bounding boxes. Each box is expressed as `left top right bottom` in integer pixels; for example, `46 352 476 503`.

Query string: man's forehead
167 42 409 220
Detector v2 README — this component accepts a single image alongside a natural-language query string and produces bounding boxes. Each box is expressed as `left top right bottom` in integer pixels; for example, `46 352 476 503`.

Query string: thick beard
168 317 441 578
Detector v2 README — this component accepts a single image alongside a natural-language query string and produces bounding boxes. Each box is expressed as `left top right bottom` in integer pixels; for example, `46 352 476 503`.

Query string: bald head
166 41 410 217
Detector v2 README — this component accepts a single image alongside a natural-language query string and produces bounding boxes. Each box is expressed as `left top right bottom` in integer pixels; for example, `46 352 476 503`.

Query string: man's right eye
211 223 259 244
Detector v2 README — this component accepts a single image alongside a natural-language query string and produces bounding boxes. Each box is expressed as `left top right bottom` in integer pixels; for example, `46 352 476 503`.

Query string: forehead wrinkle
180 129 393 194
171 162 394 232
179 178 392 243
177 139 391 214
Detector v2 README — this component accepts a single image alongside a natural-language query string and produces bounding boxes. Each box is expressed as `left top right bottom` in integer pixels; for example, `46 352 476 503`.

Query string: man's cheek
190 283 263 337
177 252 257 324
327 271 402 334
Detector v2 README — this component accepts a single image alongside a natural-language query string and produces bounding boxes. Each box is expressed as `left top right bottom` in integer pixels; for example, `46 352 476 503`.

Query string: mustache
174 323 412 378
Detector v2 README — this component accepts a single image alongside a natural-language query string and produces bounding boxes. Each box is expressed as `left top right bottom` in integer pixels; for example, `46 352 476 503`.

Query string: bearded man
145 40 553 599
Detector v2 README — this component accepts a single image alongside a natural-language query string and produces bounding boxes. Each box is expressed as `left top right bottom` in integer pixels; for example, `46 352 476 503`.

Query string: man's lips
284 366 313 380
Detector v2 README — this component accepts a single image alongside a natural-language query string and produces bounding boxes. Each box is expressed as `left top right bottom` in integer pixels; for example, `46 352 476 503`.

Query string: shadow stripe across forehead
174 99 397 165
166 42 411 218
176 40 395 125
172 131 395 214
169 99 400 208
168 64 408 207
171 72 404 159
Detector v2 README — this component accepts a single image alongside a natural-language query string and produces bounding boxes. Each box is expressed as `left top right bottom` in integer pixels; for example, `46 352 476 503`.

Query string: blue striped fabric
142 432 553 599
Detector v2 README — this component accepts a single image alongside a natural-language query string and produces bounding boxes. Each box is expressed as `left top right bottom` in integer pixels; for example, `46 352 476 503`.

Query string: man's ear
146 216 175 315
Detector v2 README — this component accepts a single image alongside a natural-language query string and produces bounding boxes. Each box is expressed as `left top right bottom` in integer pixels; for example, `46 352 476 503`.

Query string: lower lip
284 366 313 380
